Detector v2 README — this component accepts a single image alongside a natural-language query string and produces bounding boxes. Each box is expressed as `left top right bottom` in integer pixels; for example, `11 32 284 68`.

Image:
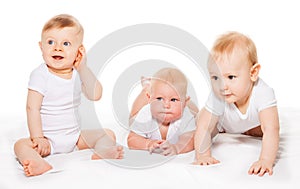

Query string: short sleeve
130 104 154 138
178 108 196 133
255 84 277 112
28 66 47 96
205 91 225 116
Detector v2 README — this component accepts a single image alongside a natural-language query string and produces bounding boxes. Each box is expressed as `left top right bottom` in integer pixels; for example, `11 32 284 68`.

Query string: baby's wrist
30 136 47 141
195 151 210 160
74 61 84 71
259 157 275 165
173 144 179 154
145 139 153 150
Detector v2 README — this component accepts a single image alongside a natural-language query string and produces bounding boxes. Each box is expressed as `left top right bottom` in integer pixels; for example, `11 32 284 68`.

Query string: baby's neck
159 123 170 140
47 65 73 79
234 93 252 114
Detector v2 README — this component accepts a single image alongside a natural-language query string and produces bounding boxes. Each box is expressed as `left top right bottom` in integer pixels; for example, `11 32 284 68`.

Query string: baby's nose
163 101 170 108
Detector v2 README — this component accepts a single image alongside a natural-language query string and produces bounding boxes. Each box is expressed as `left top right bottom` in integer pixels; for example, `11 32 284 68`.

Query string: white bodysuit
205 78 277 133
28 63 82 154
130 104 196 144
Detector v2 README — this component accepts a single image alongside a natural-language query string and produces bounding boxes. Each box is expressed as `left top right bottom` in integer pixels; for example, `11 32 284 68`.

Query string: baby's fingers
32 141 38 149
258 167 273 176
162 148 177 156
193 157 220 166
248 164 272 176
41 145 51 157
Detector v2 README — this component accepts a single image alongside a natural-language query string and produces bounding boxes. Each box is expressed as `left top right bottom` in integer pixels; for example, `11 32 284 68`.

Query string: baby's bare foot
92 146 124 160
22 159 52 176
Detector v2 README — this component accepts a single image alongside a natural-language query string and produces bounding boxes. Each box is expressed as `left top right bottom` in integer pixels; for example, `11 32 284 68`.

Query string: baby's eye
48 40 54 45
156 97 163 101
228 75 236 80
211 76 218 80
170 98 179 102
63 42 71 46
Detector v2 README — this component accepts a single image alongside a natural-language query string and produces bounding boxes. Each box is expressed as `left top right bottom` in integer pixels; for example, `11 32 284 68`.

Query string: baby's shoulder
252 78 276 107
31 63 47 75
253 78 274 96
135 104 152 122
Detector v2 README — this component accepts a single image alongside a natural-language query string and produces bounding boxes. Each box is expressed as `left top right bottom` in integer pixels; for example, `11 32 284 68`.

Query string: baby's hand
248 159 274 176
148 140 164 154
73 46 87 71
158 141 178 156
31 137 51 157
193 156 220 165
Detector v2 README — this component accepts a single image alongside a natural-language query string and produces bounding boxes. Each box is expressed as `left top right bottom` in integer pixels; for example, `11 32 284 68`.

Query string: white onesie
205 78 277 133
130 104 196 144
28 63 82 154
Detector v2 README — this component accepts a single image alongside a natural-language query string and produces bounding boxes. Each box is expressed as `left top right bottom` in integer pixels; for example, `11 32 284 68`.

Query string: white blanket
0 107 299 189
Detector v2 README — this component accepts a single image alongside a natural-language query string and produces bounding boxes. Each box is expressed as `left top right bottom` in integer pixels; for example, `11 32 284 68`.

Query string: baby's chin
155 116 181 125
216 94 236 104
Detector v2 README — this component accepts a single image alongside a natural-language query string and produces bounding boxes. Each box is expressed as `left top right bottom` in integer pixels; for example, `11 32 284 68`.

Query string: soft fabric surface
0 107 299 189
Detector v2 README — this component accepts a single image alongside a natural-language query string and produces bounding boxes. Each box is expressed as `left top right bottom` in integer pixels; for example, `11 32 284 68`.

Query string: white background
0 0 299 120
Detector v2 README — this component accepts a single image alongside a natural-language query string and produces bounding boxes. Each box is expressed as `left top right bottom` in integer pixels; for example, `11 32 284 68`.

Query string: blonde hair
42 14 84 40
209 31 257 66
151 68 188 97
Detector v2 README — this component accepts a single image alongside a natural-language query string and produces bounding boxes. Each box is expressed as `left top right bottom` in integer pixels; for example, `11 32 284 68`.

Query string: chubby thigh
76 129 116 150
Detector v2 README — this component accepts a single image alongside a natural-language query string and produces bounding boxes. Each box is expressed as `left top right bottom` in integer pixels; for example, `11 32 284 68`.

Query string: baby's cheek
172 108 183 120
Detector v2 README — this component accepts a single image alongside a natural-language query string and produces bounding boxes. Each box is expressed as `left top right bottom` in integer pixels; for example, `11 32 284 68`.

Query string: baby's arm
153 141 176 156
186 100 199 116
127 131 163 151
26 89 51 157
154 133 194 156
74 46 102 101
248 106 280 176
193 108 220 165
129 76 150 123
165 130 194 155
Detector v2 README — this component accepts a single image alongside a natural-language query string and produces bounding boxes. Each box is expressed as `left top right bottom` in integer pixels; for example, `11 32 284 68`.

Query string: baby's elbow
26 104 34 113
127 134 133 148
94 85 103 101
94 92 102 101
26 104 40 115
127 132 138 149
86 91 102 101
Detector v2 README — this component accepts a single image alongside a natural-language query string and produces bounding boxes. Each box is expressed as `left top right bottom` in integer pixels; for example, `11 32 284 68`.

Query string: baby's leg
91 145 124 160
78 129 124 159
14 138 52 176
243 126 263 137
129 77 150 122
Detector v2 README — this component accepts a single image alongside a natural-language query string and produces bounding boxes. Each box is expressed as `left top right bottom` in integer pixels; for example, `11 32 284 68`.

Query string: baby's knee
14 138 31 151
104 128 116 141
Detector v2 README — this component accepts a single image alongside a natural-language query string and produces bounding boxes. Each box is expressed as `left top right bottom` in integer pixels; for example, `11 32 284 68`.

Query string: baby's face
149 81 186 126
39 27 82 71
208 51 255 107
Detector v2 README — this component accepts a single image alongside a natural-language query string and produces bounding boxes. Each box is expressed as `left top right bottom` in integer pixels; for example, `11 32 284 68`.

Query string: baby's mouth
52 55 64 60
161 112 172 114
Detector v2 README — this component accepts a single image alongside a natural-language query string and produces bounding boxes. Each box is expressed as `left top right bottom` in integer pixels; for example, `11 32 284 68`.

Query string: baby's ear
185 96 191 103
146 90 152 104
250 63 261 81
141 76 151 88
78 44 84 52
39 41 42 50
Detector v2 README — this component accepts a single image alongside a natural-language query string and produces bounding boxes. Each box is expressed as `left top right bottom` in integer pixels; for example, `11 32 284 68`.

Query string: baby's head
39 14 84 71
209 31 257 67
42 14 84 43
208 31 261 104
147 68 189 125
